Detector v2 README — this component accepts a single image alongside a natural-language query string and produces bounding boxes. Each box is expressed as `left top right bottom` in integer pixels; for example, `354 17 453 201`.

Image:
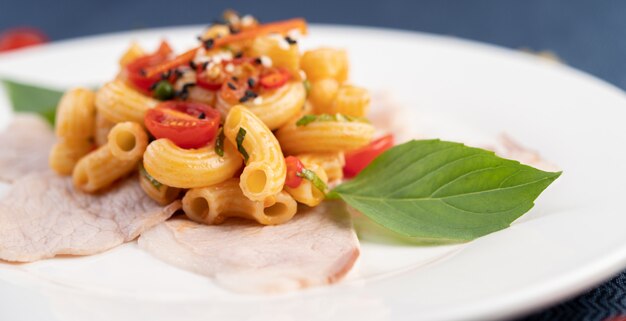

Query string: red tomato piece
144 101 220 149
125 41 173 94
0 28 47 52
285 156 305 188
344 134 395 178
259 69 290 89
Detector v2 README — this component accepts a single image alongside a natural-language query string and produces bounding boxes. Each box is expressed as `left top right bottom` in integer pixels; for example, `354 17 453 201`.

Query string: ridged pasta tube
143 138 243 189
223 105 286 202
95 80 158 124
297 152 345 182
284 162 328 207
139 166 182 206
73 122 147 193
182 178 297 225
301 48 349 83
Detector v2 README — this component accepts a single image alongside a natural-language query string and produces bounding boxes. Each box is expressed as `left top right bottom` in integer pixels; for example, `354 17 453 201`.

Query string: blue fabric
2 1 626 319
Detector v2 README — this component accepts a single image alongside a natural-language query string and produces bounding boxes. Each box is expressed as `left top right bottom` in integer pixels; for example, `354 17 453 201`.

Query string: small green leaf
296 114 317 126
332 139 561 243
214 127 225 157
139 163 162 191
236 127 249 163
297 168 328 194
1 79 64 125
295 113 368 127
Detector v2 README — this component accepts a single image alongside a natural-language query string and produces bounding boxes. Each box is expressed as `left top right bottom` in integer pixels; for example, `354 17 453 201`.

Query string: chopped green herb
215 127 225 157
295 114 317 126
303 79 311 97
152 80 175 101
295 113 368 127
1 79 64 126
139 163 162 191
297 168 328 194
236 127 249 163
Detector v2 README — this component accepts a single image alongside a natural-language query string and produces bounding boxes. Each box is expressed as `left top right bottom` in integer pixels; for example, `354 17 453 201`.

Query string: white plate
0 25 625 321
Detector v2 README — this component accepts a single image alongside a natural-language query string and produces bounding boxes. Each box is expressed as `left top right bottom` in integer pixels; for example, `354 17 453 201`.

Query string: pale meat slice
0 114 56 183
138 201 360 293
0 171 181 262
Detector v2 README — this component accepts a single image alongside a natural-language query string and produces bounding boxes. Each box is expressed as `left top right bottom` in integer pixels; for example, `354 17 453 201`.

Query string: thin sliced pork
0 171 181 262
0 114 56 182
139 201 360 293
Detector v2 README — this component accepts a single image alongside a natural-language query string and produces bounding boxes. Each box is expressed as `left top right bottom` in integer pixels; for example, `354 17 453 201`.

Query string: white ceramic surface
0 25 625 321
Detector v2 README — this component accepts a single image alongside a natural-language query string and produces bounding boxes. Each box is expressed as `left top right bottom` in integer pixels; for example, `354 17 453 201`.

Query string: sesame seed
231 76 239 82
227 82 236 90
189 61 197 70
244 89 258 98
254 57 262 65
247 78 255 87
203 38 214 49
259 55 273 67
225 63 235 73
284 36 297 45
253 96 263 105
198 112 206 119
234 51 243 59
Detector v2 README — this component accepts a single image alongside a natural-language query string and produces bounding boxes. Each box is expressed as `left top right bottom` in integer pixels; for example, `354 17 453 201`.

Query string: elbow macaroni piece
182 178 297 225
139 172 181 206
216 81 306 130
301 48 349 83
95 80 158 124
284 162 328 207
276 117 375 155
248 35 301 75
333 85 370 117
73 122 147 192
223 105 286 202
143 138 243 189
118 42 145 68
297 152 345 182
49 88 97 175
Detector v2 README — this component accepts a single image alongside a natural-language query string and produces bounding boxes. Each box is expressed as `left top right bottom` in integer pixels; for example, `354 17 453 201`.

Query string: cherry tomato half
144 101 220 149
285 156 305 188
344 134 395 178
125 41 173 94
0 28 47 52
259 68 290 89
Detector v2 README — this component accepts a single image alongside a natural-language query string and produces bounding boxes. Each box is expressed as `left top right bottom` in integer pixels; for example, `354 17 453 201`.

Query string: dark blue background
2 1 626 320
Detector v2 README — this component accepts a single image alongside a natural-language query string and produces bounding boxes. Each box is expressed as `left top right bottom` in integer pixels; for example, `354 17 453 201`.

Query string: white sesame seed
241 15 254 26
268 33 290 50
287 29 302 40
253 96 264 105
260 55 273 67
225 63 235 73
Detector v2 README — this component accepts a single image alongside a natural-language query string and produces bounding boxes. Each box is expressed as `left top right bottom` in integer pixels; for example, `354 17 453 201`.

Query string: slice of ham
139 201 360 293
0 171 181 262
0 114 56 183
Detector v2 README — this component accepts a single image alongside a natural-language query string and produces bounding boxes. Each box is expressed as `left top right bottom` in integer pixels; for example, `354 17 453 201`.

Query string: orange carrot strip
144 18 307 78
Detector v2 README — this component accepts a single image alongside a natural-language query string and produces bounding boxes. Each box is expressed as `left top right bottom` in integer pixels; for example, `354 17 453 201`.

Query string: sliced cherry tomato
285 156 305 188
125 41 173 94
144 101 220 149
260 69 290 89
196 65 227 91
344 134 395 178
0 28 47 52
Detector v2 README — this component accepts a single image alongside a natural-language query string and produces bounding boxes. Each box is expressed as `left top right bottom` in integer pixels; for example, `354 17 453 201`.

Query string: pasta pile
49 11 376 226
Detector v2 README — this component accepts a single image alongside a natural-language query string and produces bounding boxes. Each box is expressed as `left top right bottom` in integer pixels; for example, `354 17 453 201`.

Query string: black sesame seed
174 69 184 78
189 61 197 70
239 96 250 103
203 38 215 49
201 61 209 71
139 69 147 77
254 57 262 65
234 51 243 59
284 36 297 45
161 70 172 80
198 112 206 119
227 82 236 90
247 78 255 87
148 82 159 91
231 76 239 82
244 89 258 98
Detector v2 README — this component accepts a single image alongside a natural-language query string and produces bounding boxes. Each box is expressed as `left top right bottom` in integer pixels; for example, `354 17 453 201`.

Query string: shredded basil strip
297 168 328 194
139 163 162 191
303 80 311 97
236 127 249 163
295 113 367 127
215 127 225 157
